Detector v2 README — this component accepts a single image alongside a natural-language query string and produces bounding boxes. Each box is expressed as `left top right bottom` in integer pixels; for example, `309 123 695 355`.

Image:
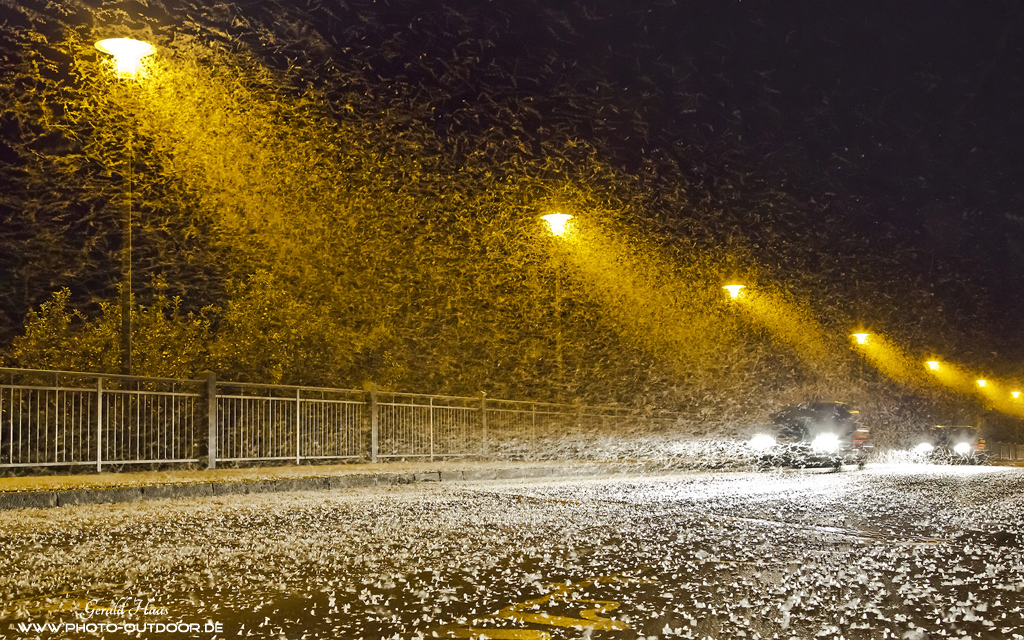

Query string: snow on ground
1 466 1023 639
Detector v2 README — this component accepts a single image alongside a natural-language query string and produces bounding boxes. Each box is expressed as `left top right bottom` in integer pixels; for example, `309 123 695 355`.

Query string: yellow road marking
432 627 551 639
431 573 656 638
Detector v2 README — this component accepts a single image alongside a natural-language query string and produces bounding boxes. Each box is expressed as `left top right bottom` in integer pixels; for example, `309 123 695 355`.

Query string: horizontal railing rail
0 367 692 471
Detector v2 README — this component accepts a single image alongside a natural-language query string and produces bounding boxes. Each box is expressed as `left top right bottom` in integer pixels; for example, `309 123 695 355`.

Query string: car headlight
811 433 840 453
914 442 934 454
749 434 776 451
954 442 971 455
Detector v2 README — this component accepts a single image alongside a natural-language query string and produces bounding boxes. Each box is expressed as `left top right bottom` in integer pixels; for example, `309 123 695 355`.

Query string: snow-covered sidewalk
0 459 649 510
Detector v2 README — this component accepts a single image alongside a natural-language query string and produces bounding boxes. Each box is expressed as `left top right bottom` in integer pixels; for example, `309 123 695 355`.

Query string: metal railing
375 392 482 460
0 368 202 470
216 381 365 463
988 442 1024 461
0 367 686 471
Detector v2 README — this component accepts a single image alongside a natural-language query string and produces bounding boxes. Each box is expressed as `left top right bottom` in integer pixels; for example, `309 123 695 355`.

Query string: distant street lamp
722 284 745 299
926 360 940 371
1013 391 1021 399
541 213 572 398
95 37 155 375
977 379 988 388
851 333 870 345
541 213 573 237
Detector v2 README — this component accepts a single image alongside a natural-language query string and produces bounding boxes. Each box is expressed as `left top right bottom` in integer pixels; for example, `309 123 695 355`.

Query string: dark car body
754 402 872 469
916 426 988 464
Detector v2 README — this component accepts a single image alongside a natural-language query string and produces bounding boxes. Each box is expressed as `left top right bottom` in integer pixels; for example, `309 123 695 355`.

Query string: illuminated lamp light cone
95 38 156 76
926 361 940 371
722 284 745 299
851 333 869 345
977 379 987 388
541 213 572 236
1012 391 1021 399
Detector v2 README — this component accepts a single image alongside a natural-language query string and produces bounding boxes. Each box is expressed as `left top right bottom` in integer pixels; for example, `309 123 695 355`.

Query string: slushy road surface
2 465 1023 639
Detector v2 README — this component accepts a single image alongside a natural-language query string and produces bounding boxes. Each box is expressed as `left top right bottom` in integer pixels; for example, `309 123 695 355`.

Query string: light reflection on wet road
2 464 1023 639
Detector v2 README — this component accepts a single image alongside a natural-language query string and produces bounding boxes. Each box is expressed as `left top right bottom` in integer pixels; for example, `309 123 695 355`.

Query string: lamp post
540 213 572 398
95 38 155 375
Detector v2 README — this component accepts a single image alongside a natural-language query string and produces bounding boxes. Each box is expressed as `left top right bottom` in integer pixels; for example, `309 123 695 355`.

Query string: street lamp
926 360 940 371
95 37 155 375
541 213 573 237
722 284 745 299
95 38 155 77
1013 391 1021 399
541 213 572 398
851 333 869 345
977 379 988 388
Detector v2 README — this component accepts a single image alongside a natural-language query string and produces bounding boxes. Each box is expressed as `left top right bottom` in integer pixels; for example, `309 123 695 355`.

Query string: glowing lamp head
95 38 155 77
954 442 971 456
976 379 987 388
1012 391 1021 399
541 213 572 236
914 442 934 454
851 333 869 345
926 361 940 371
723 284 745 299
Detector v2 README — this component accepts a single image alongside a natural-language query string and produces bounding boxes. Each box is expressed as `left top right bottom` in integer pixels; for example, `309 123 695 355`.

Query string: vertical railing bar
96 378 103 472
3 381 8 465
205 373 217 469
65 383 73 464
17 385 22 464
296 388 301 465
480 392 488 458
25 387 30 464
46 377 51 464
369 384 378 463
135 382 140 461
429 397 434 462
169 392 175 461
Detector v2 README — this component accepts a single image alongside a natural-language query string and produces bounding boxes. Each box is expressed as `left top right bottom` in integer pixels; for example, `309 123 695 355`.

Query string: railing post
478 391 488 457
96 377 103 473
205 371 217 470
368 383 378 463
531 403 536 448
295 388 301 465
429 396 434 462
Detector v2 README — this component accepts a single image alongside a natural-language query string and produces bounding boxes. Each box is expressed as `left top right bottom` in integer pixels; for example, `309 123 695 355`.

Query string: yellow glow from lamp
541 213 573 236
95 38 156 76
723 284 745 299
977 379 987 388
926 360 940 371
851 333 869 345
1012 391 1021 399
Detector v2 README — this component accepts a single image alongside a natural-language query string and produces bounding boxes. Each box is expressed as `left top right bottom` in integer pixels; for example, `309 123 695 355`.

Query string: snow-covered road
2 464 1022 639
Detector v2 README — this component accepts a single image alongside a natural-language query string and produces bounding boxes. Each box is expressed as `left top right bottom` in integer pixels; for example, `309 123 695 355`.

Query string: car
748 402 872 469
912 425 988 464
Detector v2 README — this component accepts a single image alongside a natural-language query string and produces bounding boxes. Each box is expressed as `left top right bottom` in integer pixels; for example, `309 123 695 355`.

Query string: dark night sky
188 0 1024 319
2 0 1023 368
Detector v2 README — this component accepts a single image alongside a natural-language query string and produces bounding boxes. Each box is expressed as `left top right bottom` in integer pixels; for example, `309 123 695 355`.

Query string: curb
0 463 633 511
